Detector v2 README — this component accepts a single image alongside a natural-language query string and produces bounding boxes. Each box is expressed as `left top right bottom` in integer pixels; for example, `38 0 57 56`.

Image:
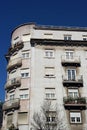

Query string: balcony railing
61 55 81 67
62 75 83 87
63 96 86 109
8 40 24 55
5 77 21 90
7 57 22 72
3 98 20 111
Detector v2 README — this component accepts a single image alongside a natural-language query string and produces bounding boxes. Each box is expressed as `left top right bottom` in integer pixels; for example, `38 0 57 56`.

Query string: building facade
2 23 87 130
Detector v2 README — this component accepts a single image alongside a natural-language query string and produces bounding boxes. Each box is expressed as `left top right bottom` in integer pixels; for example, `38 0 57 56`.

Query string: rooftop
12 22 87 34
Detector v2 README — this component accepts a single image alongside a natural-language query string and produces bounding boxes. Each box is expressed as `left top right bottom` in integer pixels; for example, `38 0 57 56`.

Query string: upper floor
10 23 87 46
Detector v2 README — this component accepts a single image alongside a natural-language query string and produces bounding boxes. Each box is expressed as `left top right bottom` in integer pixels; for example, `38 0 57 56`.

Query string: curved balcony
8 40 24 56
61 55 81 67
5 77 21 90
63 97 86 110
3 98 20 111
7 58 22 72
62 75 83 87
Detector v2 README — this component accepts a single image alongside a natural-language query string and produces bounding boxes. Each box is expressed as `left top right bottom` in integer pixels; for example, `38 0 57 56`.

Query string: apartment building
2 23 87 130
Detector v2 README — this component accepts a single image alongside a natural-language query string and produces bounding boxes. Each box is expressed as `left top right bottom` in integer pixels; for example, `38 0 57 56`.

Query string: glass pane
50 52 53 57
74 92 78 97
68 92 73 97
77 117 81 122
70 52 73 59
52 117 55 122
68 70 71 80
72 70 75 80
47 117 50 122
64 36 67 40
66 52 69 59
68 36 71 40
71 117 75 122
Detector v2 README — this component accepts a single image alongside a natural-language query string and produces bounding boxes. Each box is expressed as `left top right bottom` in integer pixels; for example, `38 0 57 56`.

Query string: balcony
62 75 83 87
5 77 21 90
3 98 20 111
8 40 24 56
63 97 86 110
61 55 81 67
7 58 22 72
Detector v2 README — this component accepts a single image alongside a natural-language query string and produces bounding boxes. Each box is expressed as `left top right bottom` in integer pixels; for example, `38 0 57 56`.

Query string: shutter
18 112 28 124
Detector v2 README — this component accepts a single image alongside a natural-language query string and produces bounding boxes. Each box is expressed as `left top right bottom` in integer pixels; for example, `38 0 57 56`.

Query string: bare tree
31 100 69 130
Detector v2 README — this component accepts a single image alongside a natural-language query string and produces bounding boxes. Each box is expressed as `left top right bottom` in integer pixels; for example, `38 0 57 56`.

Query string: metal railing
62 75 83 82
61 55 80 63
5 77 21 90
63 96 86 104
3 98 20 111
7 57 22 71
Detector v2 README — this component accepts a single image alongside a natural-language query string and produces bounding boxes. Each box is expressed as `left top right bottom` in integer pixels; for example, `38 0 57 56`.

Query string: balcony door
67 69 76 80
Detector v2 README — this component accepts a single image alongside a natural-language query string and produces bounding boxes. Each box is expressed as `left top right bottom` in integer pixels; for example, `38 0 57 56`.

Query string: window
20 90 29 99
45 67 55 77
64 35 72 40
83 38 87 41
20 94 29 99
11 78 16 84
46 111 56 123
47 117 56 122
45 49 54 58
68 89 79 98
67 69 76 80
22 52 29 58
21 69 30 78
21 73 29 78
83 35 87 41
45 88 55 99
70 112 82 123
18 112 28 124
66 50 74 59
10 94 15 101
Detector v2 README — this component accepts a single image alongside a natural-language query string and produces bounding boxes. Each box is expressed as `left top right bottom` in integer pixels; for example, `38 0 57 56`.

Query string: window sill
44 76 56 78
70 122 82 124
21 77 30 79
45 98 56 100
44 57 55 59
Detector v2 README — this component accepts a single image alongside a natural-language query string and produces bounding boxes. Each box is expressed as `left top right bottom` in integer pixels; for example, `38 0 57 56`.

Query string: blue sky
0 0 87 101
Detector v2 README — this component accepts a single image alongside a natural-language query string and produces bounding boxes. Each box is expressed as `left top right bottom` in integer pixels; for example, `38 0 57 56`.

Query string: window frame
65 50 74 59
45 67 55 78
68 88 79 98
70 112 82 124
21 68 30 78
45 88 56 100
66 68 76 80
82 35 87 41
22 52 30 59
20 94 29 99
64 35 72 40
44 49 54 58
21 72 29 78
18 112 28 124
46 111 56 123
